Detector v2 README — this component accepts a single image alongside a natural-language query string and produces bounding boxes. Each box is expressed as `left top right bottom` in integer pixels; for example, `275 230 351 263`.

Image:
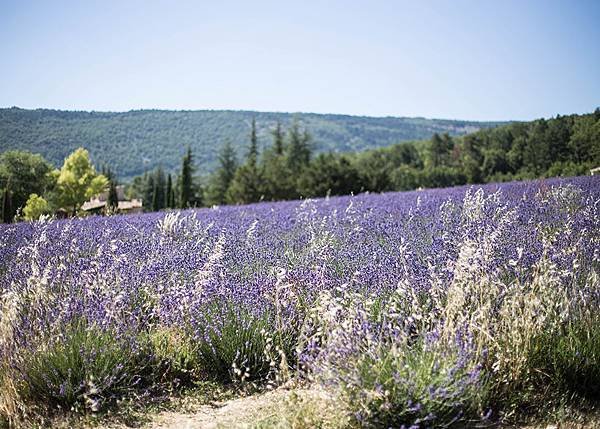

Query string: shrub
17 321 151 414
341 341 488 428
190 301 296 383
529 314 600 399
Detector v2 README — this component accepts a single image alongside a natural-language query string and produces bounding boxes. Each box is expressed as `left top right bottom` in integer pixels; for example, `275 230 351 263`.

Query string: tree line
1 110 598 221
132 110 599 208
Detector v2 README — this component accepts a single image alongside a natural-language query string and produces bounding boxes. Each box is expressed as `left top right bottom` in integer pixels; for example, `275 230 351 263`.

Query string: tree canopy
53 148 108 215
0 150 53 221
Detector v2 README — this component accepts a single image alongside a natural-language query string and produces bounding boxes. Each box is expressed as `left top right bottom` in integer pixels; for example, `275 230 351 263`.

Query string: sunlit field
1 176 599 427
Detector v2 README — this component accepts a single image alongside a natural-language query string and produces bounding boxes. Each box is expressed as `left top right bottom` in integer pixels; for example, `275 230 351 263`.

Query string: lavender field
1 176 599 427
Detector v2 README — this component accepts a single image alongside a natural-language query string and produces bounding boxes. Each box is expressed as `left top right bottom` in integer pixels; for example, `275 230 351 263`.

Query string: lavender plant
0 176 598 427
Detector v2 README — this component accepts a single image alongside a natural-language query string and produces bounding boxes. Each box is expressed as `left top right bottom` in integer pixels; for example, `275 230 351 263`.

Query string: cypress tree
107 182 118 211
106 168 119 211
225 120 263 204
263 123 295 201
272 121 284 155
287 120 311 174
152 167 166 211
143 172 154 212
249 118 258 166
166 174 175 208
179 147 194 208
205 140 238 206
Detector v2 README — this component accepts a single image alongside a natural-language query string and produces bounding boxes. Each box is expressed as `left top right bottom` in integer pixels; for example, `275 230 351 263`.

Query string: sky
0 0 598 121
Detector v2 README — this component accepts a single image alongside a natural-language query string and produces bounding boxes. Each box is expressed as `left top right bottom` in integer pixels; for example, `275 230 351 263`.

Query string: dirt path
142 388 288 429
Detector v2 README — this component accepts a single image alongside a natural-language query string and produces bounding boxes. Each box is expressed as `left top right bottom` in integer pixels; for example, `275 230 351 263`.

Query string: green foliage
390 164 422 190
297 153 360 197
569 110 600 164
286 121 311 174
226 123 265 204
248 118 258 166
341 342 487 428
19 321 151 414
166 173 175 208
225 163 263 204
0 150 53 222
211 110 600 207
22 194 49 221
179 146 195 208
143 171 155 210
261 151 295 201
0 108 493 179
152 167 166 211
427 132 453 168
354 150 394 192
271 121 285 155
260 130 296 201
102 167 119 210
190 302 294 383
204 140 238 206
53 147 108 215
529 315 600 399
6 109 598 214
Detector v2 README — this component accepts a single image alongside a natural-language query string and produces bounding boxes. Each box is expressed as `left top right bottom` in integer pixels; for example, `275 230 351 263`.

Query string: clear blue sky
1 0 598 121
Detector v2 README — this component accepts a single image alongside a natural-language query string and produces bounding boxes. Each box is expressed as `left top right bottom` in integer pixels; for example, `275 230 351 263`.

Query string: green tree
0 150 53 222
127 174 146 201
569 112 600 165
23 193 50 221
460 135 484 183
355 150 393 192
179 146 195 208
523 119 550 175
226 121 263 204
427 133 452 168
386 142 422 168
390 165 422 191
152 167 167 211
107 182 118 211
166 173 175 208
482 148 510 180
421 166 466 188
102 167 119 211
272 121 285 155
297 153 360 197
205 140 238 206
261 124 297 201
286 121 311 174
53 148 108 216
249 118 258 165
143 172 155 212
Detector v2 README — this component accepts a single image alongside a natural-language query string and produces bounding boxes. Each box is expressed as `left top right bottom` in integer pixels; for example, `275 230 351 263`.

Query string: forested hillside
0 107 500 178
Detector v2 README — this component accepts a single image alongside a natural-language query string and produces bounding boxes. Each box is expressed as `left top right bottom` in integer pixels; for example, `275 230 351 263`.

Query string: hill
0 107 502 179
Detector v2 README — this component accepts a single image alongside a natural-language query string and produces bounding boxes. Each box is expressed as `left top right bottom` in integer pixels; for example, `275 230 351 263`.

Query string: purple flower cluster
0 175 598 423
